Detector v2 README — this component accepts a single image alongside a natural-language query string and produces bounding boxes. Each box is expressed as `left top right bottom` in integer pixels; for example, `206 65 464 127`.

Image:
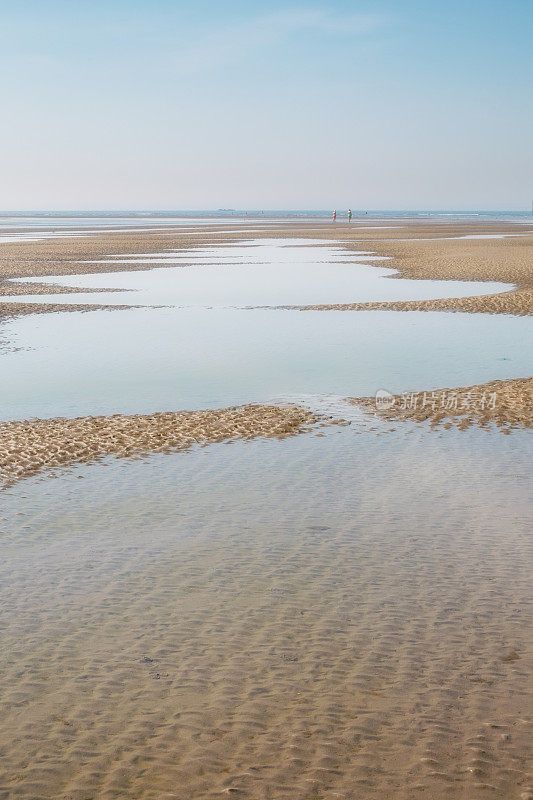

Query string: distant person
332 210 337 222
348 209 352 222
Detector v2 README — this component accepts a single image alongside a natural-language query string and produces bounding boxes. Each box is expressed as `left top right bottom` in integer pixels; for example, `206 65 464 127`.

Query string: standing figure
332 210 337 222
348 209 352 222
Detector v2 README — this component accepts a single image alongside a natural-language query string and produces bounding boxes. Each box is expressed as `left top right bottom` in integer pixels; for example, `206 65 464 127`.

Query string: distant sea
0 210 531 221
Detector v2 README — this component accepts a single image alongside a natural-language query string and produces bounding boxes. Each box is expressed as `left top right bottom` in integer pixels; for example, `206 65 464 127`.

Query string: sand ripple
351 377 533 431
294 231 533 315
295 287 532 315
0 404 321 485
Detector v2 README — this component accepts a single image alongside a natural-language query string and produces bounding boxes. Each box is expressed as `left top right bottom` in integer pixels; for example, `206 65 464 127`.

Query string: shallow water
8 239 512 307
1 307 531 420
2 236 524 422
0 221 531 799
0 215 282 230
0 221 406 245
1 421 531 799
0 217 299 243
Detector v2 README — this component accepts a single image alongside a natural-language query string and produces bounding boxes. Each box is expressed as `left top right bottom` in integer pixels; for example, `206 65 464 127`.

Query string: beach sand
351 377 533 432
0 403 324 486
294 233 533 316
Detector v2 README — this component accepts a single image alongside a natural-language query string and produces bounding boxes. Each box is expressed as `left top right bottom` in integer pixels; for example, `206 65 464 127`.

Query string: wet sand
0 403 323 486
0 300 138 324
351 377 533 432
0 280 126 320
294 234 532 316
295 288 532 316
1 424 531 799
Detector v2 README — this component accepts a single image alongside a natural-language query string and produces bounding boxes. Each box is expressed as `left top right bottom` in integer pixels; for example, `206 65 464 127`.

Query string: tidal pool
1 306 531 421
7 239 512 308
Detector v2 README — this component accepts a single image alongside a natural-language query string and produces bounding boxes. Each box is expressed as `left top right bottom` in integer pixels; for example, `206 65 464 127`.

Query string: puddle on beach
8 239 512 307
1 307 531 420
1 236 525 421
1 421 531 799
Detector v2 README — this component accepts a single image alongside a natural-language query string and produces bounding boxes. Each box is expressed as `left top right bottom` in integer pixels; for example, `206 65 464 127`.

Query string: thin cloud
171 9 386 74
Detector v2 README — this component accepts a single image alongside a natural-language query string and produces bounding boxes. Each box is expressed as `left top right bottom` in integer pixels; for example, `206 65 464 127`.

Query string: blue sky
1 0 531 209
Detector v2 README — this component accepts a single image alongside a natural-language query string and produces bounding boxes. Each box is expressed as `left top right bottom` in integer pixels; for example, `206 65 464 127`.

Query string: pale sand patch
350 377 533 432
0 404 323 485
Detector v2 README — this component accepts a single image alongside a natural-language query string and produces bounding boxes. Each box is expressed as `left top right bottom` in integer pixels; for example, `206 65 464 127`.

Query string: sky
0 0 532 210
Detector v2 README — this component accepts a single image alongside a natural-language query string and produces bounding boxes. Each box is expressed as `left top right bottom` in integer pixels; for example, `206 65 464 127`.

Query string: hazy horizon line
0 208 531 215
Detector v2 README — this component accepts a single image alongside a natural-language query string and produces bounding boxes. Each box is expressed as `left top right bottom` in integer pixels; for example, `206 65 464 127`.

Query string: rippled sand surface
352 377 533 432
1 423 531 799
293 229 533 316
0 404 321 485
